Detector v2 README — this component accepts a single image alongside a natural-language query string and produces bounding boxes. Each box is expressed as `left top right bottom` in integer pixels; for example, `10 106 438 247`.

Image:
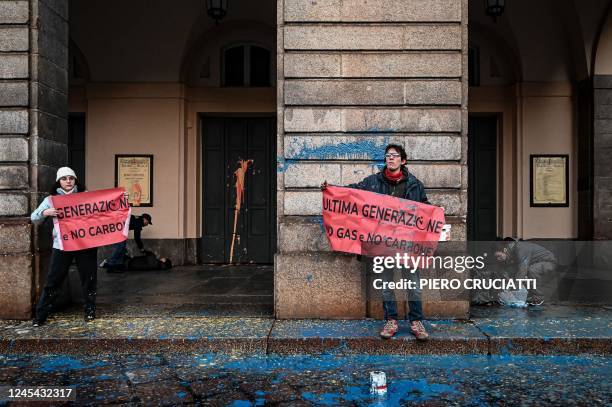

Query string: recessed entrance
468 116 498 240
59 2 277 317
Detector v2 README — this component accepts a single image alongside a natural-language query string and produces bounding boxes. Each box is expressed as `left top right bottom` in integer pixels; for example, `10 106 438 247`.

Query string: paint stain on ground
1 353 610 405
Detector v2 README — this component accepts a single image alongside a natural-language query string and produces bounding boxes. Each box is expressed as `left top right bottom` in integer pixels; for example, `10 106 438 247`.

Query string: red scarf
384 167 403 183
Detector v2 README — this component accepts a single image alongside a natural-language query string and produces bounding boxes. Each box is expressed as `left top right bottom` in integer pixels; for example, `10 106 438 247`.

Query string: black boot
84 308 96 322
32 318 45 327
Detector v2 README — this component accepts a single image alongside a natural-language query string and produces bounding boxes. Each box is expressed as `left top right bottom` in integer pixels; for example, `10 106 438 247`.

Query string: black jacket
129 215 145 250
347 167 429 204
127 251 163 271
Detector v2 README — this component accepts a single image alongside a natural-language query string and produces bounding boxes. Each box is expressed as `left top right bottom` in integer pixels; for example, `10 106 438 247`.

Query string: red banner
322 186 445 256
51 188 131 251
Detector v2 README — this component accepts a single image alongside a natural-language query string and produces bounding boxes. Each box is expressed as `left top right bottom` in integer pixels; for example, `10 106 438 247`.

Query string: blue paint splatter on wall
277 157 292 173
284 136 391 161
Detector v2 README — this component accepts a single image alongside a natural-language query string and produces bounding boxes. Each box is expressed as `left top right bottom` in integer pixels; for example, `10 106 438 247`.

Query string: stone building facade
0 0 611 320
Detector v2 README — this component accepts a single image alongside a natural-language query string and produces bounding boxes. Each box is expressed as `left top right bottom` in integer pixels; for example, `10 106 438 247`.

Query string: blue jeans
108 240 127 266
381 267 423 322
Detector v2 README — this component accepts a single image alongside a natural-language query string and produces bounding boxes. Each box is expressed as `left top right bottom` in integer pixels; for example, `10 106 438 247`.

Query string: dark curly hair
385 144 407 161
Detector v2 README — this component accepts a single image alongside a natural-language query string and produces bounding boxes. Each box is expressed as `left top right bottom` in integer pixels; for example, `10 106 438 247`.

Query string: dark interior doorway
201 116 277 264
68 113 86 181
468 115 498 240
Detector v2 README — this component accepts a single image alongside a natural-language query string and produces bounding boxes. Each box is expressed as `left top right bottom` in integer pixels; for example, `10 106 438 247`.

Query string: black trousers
35 248 98 321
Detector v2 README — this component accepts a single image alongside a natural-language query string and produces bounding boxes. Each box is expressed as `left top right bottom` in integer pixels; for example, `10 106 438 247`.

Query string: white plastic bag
498 288 528 308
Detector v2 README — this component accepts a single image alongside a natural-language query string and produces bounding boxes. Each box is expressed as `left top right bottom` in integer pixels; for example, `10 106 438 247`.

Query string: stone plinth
275 253 366 319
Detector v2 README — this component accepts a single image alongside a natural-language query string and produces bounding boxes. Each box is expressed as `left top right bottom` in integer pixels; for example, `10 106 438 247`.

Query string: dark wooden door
468 116 498 240
201 117 276 263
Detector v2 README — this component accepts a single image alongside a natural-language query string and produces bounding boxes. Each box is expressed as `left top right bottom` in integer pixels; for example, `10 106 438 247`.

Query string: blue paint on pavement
229 400 252 407
2 353 610 405
387 378 459 404
37 355 106 373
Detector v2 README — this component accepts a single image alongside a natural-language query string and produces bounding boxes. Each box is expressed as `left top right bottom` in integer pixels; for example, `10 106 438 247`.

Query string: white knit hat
56 167 77 181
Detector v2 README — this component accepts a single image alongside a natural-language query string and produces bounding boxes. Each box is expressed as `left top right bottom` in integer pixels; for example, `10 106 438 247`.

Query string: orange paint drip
234 159 253 211
230 159 253 263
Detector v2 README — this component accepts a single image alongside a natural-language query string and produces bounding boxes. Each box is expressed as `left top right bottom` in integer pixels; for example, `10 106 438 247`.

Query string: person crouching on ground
495 237 557 306
322 144 433 340
101 213 152 272
30 167 98 326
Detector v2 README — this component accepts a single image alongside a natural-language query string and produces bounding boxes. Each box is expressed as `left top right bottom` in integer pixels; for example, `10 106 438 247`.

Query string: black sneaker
84 311 96 322
32 319 45 327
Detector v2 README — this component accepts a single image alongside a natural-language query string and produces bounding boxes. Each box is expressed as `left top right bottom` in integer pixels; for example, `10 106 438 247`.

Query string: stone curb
0 318 610 356
1 336 609 356
0 338 267 355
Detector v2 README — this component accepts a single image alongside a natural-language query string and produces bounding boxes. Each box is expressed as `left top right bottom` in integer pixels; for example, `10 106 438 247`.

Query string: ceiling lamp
207 0 228 25
485 0 505 22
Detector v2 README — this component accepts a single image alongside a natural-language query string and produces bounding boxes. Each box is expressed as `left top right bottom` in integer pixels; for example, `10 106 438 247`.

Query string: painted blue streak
286 137 391 161
278 136 392 173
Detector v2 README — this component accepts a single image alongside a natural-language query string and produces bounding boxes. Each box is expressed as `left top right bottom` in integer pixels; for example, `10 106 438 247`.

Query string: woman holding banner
30 167 98 326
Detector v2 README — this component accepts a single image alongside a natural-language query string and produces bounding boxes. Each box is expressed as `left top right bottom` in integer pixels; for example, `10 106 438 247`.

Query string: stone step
1 305 610 356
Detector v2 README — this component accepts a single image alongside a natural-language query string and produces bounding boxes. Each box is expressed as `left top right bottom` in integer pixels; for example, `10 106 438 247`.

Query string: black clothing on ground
105 251 172 271
35 248 97 322
127 251 172 270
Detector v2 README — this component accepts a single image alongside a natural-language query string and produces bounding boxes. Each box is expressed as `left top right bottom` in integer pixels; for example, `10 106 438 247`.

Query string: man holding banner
322 144 444 340
30 167 131 327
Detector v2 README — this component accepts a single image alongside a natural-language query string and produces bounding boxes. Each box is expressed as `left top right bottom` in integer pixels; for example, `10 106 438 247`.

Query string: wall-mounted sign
530 154 569 207
114 155 153 207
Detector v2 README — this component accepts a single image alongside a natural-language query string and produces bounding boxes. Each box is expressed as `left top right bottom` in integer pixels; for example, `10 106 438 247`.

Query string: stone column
0 0 69 319
276 0 468 318
594 76 612 239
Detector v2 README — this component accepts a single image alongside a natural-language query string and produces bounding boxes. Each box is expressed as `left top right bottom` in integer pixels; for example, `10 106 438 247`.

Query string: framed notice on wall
115 155 153 207
530 154 569 207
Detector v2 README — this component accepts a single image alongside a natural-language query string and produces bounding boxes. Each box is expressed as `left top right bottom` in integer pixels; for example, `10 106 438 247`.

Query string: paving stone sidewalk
0 305 610 356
